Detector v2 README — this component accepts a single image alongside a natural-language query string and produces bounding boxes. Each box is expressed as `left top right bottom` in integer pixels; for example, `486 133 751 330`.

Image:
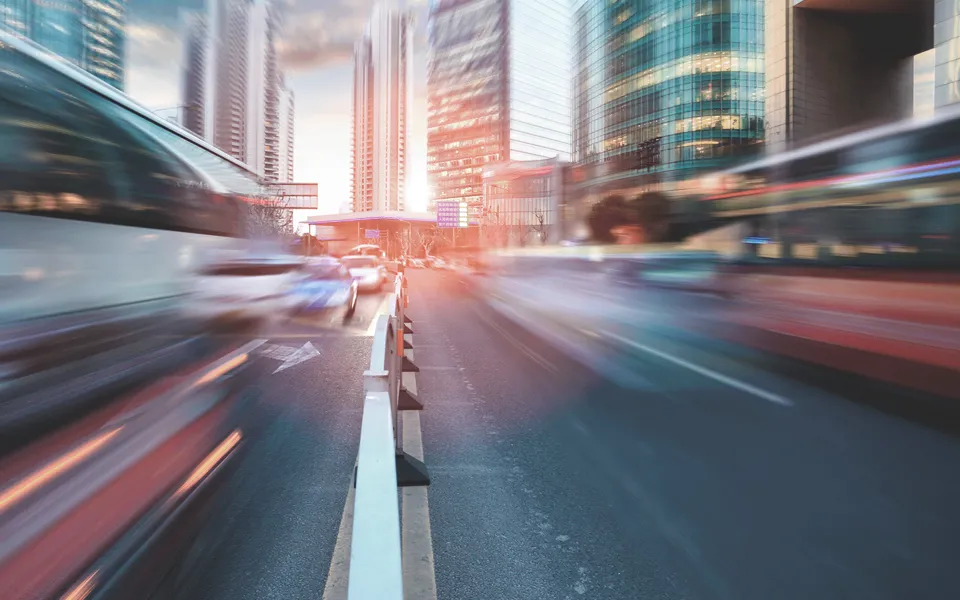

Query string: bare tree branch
246 188 294 239
417 225 439 257
394 230 412 256
532 210 548 245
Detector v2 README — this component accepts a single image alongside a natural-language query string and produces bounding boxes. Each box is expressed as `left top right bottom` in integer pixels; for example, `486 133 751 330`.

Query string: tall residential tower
181 0 288 181
351 6 413 212
278 78 295 183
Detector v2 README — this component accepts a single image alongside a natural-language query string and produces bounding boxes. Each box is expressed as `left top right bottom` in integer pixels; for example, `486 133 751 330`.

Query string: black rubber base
401 356 419 373
398 387 423 411
396 452 431 487
352 452 431 488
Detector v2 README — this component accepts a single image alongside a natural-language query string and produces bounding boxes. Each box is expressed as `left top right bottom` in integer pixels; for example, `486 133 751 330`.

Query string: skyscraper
572 0 764 198
182 0 289 182
278 78 295 183
351 6 413 213
0 0 126 89
427 0 573 211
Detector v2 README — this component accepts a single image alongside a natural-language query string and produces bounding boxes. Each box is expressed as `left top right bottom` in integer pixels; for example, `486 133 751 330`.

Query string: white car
341 255 389 292
187 256 307 328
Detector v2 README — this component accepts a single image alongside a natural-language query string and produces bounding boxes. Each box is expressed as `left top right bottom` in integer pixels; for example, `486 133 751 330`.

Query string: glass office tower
508 0 572 162
574 0 764 195
427 0 572 210
0 0 126 89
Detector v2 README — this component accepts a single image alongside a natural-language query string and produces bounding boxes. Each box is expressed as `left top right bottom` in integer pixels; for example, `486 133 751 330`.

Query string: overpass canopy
262 183 320 209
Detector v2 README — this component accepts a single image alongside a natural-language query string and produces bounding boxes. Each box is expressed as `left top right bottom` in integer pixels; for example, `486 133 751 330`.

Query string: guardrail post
391 277 429 487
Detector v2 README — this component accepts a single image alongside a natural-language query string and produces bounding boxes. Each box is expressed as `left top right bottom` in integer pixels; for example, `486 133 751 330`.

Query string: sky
125 0 430 217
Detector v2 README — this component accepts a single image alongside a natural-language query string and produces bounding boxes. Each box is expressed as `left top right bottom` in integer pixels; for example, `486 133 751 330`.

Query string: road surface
174 268 960 600
411 269 960 600
171 290 389 600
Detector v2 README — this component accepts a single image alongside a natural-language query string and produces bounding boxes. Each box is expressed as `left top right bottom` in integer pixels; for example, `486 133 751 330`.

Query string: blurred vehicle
685 106 960 397
342 255 389 292
187 251 307 329
293 258 358 321
409 258 426 268
347 244 387 260
0 31 271 435
0 32 283 600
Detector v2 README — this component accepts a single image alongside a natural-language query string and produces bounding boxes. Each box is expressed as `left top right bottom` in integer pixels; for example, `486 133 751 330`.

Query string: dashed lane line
600 330 794 407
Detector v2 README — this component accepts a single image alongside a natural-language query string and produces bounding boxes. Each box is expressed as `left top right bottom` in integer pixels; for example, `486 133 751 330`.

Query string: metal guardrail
348 266 429 600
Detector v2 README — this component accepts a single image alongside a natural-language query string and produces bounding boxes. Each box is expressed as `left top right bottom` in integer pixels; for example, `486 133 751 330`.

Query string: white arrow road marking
259 342 322 374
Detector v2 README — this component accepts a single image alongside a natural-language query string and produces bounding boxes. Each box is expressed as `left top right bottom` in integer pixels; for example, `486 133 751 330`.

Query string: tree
245 195 294 239
482 206 508 248
395 229 413 257
417 225 440 257
297 233 325 256
634 191 670 243
587 192 672 244
587 195 629 243
532 210 548 245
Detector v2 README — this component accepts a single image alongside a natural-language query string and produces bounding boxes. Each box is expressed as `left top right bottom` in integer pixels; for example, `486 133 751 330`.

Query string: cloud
276 0 428 72
277 0 375 71
276 13 360 71
125 20 182 109
126 21 181 69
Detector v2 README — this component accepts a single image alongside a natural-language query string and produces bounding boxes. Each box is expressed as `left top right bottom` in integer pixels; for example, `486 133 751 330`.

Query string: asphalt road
170 290 390 600
409 269 960 600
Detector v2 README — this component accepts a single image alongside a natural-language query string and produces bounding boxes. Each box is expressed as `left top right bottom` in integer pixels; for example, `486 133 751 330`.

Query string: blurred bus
692 110 960 398
700 107 960 269
0 31 276 431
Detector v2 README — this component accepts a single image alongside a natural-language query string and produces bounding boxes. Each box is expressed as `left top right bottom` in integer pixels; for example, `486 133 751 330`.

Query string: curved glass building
573 0 764 195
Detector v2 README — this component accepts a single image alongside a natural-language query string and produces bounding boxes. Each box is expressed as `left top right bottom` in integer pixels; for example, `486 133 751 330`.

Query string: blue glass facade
0 0 126 90
574 0 764 193
508 0 573 161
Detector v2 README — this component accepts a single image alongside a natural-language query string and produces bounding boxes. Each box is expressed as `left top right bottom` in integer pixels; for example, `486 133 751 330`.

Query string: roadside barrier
347 268 429 600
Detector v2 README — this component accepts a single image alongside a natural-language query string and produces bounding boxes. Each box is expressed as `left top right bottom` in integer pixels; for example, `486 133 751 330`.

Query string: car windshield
342 257 378 269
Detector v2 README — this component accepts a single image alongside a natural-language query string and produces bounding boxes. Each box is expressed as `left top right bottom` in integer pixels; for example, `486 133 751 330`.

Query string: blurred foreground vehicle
342 255 388 292
186 242 307 330
490 106 960 398
0 32 279 598
0 30 276 433
694 102 960 396
292 258 358 321
346 243 387 260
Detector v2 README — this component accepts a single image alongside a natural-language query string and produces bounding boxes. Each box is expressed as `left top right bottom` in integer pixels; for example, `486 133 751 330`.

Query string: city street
412 269 960 600
172 291 387 600
176 269 960 600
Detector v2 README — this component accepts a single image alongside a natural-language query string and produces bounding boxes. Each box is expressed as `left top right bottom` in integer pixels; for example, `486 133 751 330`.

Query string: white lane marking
417 366 460 371
600 330 793 407
474 306 558 373
364 294 392 336
320 473 355 600
484 298 652 390
271 342 321 374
